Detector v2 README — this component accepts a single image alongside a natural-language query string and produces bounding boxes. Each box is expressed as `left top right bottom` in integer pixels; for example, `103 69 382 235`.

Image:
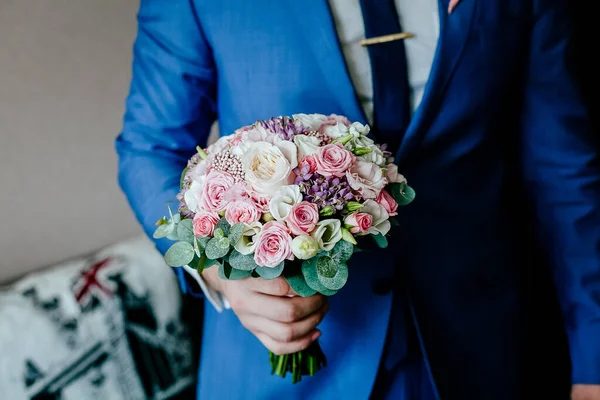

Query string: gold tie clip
360 32 415 46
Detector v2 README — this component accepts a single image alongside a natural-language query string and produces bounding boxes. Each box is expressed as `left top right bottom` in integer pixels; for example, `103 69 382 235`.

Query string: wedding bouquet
153 114 415 383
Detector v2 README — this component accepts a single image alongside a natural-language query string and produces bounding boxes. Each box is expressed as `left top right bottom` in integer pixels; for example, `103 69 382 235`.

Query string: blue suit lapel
396 0 476 163
286 0 367 123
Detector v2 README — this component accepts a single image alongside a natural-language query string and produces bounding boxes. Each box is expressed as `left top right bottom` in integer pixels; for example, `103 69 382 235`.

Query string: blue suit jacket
116 0 600 398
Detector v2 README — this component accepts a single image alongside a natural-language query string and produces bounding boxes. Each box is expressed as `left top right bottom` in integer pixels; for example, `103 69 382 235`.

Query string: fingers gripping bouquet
154 114 415 383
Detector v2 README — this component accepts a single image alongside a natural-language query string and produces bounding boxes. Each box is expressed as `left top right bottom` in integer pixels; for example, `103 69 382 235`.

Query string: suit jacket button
372 279 393 295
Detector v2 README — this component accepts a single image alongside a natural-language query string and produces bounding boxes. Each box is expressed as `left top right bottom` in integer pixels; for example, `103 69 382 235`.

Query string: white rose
242 141 298 196
359 144 386 166
291 235 319 260
292 113 327 130
234 221 263 255
209 135 232 153
269 185 302 221
311 219 342 251
361 200 391 236
293 134 321 159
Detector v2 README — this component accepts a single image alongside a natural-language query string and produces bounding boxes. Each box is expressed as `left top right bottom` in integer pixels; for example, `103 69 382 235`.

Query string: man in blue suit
116 0 600 399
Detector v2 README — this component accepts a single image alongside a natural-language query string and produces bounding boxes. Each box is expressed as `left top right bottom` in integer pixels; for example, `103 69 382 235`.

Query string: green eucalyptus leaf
164 241 195 267
388 182 416 206
176 219 195 244
229 250 258 271
251 270 261 278
228 223 244 247
284 265 317 297
204 258 221 269
215 218 231 237
316 256 338 278
153 222 175 239
331 240 354 263
218 262 250 280
193 237 203 257
301 258 339 296
317 262 348 291
197 237 210 249
372 233 388 249
255 262 284 280
195 254 207 274
205 237 231 260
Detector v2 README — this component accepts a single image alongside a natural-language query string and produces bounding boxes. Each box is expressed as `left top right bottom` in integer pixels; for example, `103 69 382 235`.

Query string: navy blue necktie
359 0 411 153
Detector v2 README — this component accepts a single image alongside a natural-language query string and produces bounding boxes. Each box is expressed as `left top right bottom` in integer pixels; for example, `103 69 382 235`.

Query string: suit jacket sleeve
522 0 600 384
115 0 217 297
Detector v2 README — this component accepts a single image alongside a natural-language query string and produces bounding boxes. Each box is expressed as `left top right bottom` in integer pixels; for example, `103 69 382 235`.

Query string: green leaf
197 237 210 249
153 222 175 239
301 258 339 296
284 265 317 297
255 262 284 280
219 262 252 280
388 182 416 206
316 256 338 278
330 240 354 263
176 219 195 244
251 270 260 278
228 223 244 247
164 241 195 267
317 262 348 291
205 237 231 260
229 250 258 271
215 218 231 237
204 258 221 270
372 233 388 249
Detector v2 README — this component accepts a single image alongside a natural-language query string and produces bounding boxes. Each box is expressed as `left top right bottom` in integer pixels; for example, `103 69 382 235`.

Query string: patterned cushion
0 236 199 400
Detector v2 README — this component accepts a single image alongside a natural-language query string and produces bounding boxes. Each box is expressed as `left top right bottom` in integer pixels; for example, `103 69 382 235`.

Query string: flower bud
353 148 373 156
345 201 363 212
196 146 209 159
341 227 357 245
291 235 320 260
319 206 334 217
262 212 275 222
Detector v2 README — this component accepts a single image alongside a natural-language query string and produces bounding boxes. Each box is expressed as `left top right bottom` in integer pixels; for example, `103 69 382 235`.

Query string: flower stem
268 341 326 383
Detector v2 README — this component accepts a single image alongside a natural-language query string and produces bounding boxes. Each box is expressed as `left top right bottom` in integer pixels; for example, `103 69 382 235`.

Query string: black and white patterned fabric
0 236 200 400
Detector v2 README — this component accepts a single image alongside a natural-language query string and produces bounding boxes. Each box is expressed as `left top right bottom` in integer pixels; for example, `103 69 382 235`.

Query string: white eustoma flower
234 221 263 255
291 235 320 260
361 200 391 236
269 185 303 221
292 113 327 130
311 219 342 251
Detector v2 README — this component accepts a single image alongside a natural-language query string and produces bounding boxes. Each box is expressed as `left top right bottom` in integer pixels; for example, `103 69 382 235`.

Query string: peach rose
185 170 235 213
286 201 319 236
344 212 373 235
346 160 387 199
376 190 398 217
192 211 219 238
254 221 293 268
225 200 261 225
314 143 356 177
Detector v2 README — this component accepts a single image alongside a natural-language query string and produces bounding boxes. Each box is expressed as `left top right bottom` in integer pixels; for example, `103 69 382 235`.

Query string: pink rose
376 190 398 217
385 163 407 184
225 200 261 225
298 156 317 174
346 160 387 199
254 221 293 268
344 212 373 235
198 170 235 212
192 211 219 238
286 201 319 236
314 143 356 177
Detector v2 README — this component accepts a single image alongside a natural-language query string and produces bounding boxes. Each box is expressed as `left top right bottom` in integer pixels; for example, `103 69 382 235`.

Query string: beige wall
0 0 142 282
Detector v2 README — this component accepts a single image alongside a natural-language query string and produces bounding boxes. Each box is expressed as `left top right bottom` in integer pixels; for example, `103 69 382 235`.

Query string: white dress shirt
190 1 440 311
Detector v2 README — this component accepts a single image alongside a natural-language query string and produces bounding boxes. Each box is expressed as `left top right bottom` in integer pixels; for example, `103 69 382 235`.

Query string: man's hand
202 266 329 355
572 385 600 400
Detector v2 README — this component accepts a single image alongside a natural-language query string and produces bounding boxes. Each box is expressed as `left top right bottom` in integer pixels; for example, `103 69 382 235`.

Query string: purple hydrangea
294 166 356 211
